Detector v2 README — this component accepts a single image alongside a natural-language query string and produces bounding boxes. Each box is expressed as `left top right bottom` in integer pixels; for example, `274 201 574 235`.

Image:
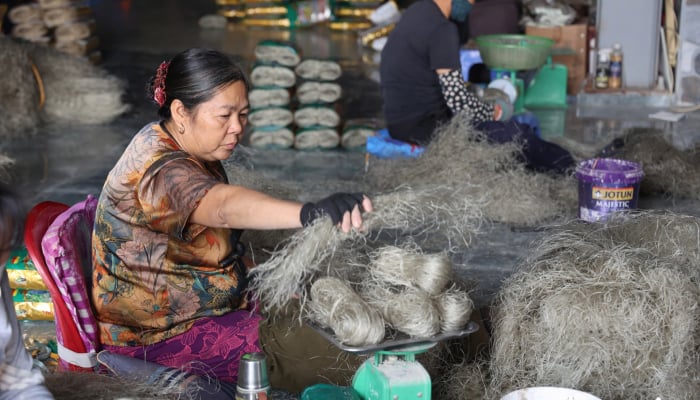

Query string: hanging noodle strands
250 218 346 313
308 277 386 346
362 284 441 338
364 185 485 249
250 184 485 313
436 284 474 333
368 244 452 295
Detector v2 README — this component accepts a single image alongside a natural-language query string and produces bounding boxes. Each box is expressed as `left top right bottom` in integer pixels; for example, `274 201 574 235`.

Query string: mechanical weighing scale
474 34 570 137
301 321 479 400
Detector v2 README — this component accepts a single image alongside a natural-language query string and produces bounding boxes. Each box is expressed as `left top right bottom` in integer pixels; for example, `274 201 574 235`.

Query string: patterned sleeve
438 69 494 125
138 157 221 241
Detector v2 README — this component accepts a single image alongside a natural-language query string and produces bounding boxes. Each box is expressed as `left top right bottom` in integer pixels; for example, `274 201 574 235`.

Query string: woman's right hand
300 193 373 232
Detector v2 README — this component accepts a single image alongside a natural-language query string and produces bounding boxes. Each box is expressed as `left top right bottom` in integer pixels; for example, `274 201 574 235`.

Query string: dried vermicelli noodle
44 369 204 400
490 211 700 400
613 128 700 199
250 65 296 88
250 219 348 313
308 277 385 346
294 59 342 81
436 284 474 333
294 106 340 128
363 284 441 338
250 185 485 312
434 361 490 400
249 87 290 108
365 113 577 226
364 185 485 248
369 244 452 295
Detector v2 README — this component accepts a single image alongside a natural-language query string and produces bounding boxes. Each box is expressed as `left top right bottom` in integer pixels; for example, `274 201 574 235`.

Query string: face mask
450 0 472 23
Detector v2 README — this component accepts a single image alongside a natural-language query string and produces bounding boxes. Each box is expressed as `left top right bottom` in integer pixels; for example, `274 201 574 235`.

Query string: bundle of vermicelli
42 6 91 28
250 65 296 88
11 22 49 42
294 106 340 128
38 0 82 8
368 244 452 295
54 20 95 42
297 81 342 104
362 284 441 338
436 284 474 333
253 42 300 67
308 277 385 346
294 59 342 81
8 3 42 24
249 87 290 109
249 107 294 128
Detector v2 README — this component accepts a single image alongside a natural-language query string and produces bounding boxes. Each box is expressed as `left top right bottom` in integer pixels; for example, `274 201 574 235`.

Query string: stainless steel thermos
236 352 272 400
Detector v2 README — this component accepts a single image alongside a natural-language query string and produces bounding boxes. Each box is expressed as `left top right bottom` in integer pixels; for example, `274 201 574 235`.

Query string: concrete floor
5 0 700 361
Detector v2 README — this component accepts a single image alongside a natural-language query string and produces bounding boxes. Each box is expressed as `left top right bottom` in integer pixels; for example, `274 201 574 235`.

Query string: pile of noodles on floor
364 113 577 227
474 210 700 400
608 127 700 200
0 36 129 138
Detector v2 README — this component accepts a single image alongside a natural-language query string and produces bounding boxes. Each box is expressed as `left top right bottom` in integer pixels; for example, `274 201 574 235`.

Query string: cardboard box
526 23 589 95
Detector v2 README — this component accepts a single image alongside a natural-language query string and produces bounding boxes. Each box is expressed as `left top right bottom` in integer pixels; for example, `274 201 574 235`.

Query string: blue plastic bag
365 129 424 159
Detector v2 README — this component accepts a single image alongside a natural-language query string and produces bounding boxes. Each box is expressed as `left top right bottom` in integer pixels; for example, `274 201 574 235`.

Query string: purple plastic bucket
575 158 644 222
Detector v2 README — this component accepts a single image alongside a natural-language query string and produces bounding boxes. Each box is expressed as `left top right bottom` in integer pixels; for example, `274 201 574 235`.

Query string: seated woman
91 48 372 393
380 0 574 174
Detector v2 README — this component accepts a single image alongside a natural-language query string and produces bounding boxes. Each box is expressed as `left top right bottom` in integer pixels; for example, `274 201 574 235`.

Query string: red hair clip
153 61 170 107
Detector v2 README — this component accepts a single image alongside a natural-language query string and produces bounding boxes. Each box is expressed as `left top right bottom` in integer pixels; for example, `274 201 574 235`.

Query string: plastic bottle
595 49 610 89
608 43 623 89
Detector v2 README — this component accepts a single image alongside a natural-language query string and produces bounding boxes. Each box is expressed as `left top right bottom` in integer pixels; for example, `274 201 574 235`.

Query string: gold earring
178 125 184 134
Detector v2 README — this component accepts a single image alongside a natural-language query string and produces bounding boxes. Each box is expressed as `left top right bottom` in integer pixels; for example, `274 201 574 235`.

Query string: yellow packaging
6 247 48 290
329 19 371 31
15 302 54 321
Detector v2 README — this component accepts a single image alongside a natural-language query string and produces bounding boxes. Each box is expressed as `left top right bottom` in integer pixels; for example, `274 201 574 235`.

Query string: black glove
300 192 365 226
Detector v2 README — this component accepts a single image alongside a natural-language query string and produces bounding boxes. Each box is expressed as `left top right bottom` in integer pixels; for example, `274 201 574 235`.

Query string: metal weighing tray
307 321 480 355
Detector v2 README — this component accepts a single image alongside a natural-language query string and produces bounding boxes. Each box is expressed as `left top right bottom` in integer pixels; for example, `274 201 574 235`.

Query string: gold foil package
6 248 47 291
329 18 372 31
13 289 54 321
358 22 396 48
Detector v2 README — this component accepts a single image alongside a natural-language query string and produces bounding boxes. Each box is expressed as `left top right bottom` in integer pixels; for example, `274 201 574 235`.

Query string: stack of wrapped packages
216 0 246 20
248 40 298 149
6 247 54 322
330 0 374 31
8 0 101 63
293 58 343 150
242 0 290 28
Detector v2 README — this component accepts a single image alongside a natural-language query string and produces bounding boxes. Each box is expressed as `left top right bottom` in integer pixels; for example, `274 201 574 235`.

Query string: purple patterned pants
102 309 263 383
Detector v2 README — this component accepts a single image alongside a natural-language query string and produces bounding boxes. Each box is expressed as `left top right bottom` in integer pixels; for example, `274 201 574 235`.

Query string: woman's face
182 80 249 162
